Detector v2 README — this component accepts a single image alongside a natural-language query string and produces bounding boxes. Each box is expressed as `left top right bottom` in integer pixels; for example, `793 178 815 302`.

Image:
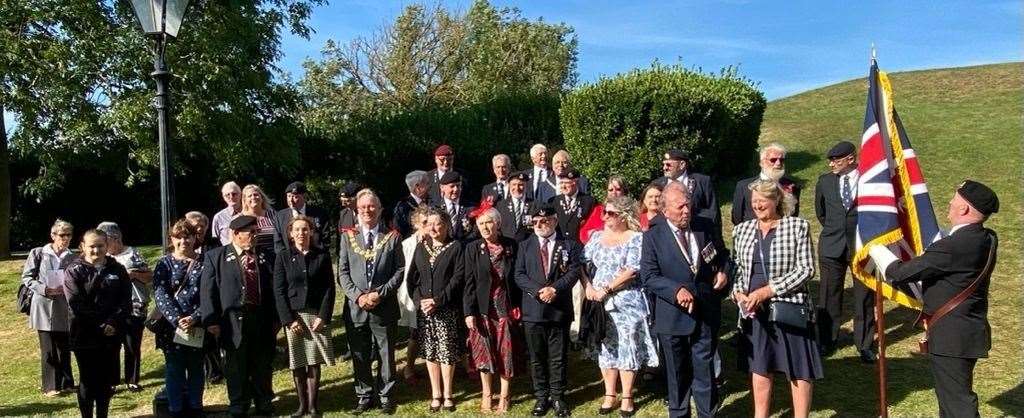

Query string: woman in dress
581 195 658 417
731 179 821 418
407 207 465 412
398 205 431 380
463 206 522 414
21 219 77 396
579 175 629 244
637 182 663 231
274 215 336 417
152 219 206 417
241 184 278 255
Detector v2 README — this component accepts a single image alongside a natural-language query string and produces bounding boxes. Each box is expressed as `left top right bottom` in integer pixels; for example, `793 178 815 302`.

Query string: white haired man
211 181 242 245
526 143 556 203
482 154 513 203
731 142 801 225
394 170 430 238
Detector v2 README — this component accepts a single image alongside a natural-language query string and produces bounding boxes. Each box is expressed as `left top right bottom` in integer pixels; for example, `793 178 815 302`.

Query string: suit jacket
427 168 471 205
392 195 424 238
814 172 857 259
22 245 76 332
731 175 802 225
407 241 465 311
730 216 815 306
481 180 509 203
200 245 277 349
514 235 582 323
443 202 478 242
496 196 536 241
884 223 995 358
525 167 556 203
62 256 132 350
463 237 521 317
548 193 597 243
274 205 331 253
655 172 720 226
337 227 405 324
640 217 730 336
273 246 336 326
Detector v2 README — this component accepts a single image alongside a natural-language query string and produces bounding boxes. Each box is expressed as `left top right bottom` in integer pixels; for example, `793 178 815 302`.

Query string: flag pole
870 43 889 418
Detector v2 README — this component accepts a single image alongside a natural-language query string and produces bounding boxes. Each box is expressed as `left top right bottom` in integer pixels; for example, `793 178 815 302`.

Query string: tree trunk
0 99 11 258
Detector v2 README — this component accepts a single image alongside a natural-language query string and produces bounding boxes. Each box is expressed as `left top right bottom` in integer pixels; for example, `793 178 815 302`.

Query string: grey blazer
21 245 76 331
337 225 405 324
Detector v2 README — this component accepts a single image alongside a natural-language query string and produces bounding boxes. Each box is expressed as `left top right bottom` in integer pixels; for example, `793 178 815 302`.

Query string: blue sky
279 0 1021 99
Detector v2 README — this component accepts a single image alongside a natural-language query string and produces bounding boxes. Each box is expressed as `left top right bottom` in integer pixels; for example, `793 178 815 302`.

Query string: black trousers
523 321 569 400
349 321 397 402
817 249 875 350
659 321 718 418
38 330 75 392
203 331 225 381
74 347 119 418
930 354 979 418
223 307 275 415
122 317 145 385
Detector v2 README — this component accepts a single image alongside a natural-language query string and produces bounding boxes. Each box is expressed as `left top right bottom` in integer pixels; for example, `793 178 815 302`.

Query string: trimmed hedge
560 64 766 199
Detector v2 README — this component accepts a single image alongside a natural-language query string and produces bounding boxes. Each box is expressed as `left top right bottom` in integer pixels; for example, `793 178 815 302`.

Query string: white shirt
360 223 380 245
674 171 690 184
411 194 424 205
667 221 698 266
443 198 459 215
533 166 548 190
949 223 973 236
291 205 306 218
840 169 859 200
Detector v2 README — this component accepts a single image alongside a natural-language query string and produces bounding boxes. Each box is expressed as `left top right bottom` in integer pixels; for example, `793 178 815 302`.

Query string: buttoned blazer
200 245 277 349
406 241 465 311
496 197 536 241
548 193 596 243
513 235 582 323
462 237 521 317
273 246 336 326
814 172 857 258
337 228 404 324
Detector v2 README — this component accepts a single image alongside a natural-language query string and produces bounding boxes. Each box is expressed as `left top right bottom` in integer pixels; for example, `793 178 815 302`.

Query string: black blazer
814 172 857 258
525 167 556 202
273 246 336 326
391 195 423 238
274 205 331 253
731 175 801 225
513 235 582 323
655 172 720 226
548 193 596 243
200 245 277 349
407 241 465 311
427 168 472 205
496 197 536 241
63 257 132 350
481 181 509 203
885 223 995 359
463 237 521 317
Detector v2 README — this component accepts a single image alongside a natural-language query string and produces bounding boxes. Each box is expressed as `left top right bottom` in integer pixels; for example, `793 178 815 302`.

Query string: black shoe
598 394 617 415
380 400 396 414
354 399 374 414
531 398 551 416
553 399 571 417
339 350 352 361
442 398 456 412
618 396 635 418
820 342 837 357
859 348 878 363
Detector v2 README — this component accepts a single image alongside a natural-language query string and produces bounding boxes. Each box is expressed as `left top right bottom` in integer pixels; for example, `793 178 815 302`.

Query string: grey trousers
349 321 397 402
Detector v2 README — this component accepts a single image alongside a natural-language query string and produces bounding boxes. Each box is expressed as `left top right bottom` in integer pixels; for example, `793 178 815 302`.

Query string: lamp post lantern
128 0 189 253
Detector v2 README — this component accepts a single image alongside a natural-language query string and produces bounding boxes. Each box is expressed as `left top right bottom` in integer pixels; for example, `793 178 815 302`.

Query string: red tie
241 251 260 305
539 237 549 276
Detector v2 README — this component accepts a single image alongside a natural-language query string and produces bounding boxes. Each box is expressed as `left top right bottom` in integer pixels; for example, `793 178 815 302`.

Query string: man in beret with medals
438 171 476 242
869 180 999 418
496 171 537 241
549 168 596 243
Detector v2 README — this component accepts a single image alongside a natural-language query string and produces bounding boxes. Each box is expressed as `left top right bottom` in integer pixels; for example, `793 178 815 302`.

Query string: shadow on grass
989 379 1023 416
0 401 72 416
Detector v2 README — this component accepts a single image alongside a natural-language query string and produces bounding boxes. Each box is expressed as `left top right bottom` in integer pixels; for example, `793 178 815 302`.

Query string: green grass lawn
1 62 1021 417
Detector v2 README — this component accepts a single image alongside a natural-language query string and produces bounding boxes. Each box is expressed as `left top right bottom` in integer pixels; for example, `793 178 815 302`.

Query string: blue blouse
152 255 203 349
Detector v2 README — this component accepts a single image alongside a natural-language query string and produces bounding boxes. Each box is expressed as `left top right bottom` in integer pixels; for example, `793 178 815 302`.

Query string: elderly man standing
439 171 476 242
731 142 801 225
201 215 277 417
526 143 556 203
655 149 720 228
551 150 591 196
482 154 513 203
338 188 406 415
497 171 536 241
549 169 596 243
394 170 429 239
869 180 999 418
274 181 330 253
426 144 471 205
212 181 243 246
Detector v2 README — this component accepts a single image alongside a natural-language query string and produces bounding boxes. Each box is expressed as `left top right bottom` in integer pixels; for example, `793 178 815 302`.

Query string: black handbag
756 232 812 329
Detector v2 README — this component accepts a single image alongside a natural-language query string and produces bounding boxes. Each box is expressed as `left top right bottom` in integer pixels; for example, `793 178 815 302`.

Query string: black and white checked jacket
730 216 815 306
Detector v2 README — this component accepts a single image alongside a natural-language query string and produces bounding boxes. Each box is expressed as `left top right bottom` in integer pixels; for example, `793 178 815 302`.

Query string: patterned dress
583 231 659 370
416 243 462 364
467 243 523 378
252 215 276 255
152 255 203 352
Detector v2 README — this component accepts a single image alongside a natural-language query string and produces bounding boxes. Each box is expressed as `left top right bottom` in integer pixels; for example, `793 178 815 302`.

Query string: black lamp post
129 0 189 253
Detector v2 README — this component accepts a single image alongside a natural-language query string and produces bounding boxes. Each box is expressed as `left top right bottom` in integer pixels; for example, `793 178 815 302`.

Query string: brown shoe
43 390 60 398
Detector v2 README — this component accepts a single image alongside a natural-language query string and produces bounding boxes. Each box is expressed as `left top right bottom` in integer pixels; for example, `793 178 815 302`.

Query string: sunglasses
603 209 620 216
768 157 785 164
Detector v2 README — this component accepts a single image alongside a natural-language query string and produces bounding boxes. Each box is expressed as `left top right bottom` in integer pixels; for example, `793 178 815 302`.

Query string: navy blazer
463 237 521 317
200 245 277 349
514 235 582 323
640 217 730 336
274 205 331 253
273 246 336 326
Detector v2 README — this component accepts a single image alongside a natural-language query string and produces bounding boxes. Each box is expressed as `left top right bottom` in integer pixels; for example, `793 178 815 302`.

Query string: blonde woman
241 184 278 254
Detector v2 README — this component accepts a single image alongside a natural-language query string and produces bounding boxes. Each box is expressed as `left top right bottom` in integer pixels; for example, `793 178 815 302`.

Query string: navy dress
740 228 823 381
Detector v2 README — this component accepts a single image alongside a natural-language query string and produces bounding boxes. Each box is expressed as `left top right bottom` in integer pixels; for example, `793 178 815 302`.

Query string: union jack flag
851 60 942 310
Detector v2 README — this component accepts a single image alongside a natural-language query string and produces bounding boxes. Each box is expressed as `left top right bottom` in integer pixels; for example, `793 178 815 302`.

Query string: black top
814 172 857 258
391 195 422 238
481 181 509 203
495 196 536 242
653 171 720 227
274 205 331 253
407 240 465 311
547 192 596 243
463 237 521 317
273 246 336 325
200 245 277 349
63 256 132 350
731 175 802 225
884 223 996 358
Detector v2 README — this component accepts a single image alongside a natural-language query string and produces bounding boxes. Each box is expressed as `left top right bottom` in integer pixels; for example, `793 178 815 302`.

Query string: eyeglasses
603 209 620 216
768 157 785 164
53 233 72 238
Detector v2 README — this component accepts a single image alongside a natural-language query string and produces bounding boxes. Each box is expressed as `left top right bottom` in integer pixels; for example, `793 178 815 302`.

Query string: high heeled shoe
429 397 443 413
443 397 457 412
598 394 618 415
619 396 636 418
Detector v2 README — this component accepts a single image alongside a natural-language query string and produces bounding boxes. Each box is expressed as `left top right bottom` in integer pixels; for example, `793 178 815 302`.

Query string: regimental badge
559 245 569 272
701 242 717 264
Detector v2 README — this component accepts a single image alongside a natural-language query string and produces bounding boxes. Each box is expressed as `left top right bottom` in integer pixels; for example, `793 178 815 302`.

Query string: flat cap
434 144 454 156
439 171 462 185
664 149 690 162
827 141 856 159
285 181 306 194
509 171 529 182
958 180 999 216
338 182 360 198
529 203 557 217
229 215 257 231
556 168 581 180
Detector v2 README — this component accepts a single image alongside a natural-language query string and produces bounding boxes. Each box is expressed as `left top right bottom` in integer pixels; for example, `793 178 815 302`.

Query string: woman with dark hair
152 219 206 417
407 206 465 412
63 229 131 418
274 215 336 417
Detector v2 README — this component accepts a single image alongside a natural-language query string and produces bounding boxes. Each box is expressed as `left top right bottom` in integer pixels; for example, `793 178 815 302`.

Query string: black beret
529 203 557 217
508 171 529 182
285 181 306 194
664 149 690 162
338 182 360 198
827 141 856 159
439 171 462 185
229 215 257 231
958 180 999 216
556 168 581 180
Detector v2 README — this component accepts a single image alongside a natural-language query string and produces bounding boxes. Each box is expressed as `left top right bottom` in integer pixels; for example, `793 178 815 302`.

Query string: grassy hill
0 62 1020 417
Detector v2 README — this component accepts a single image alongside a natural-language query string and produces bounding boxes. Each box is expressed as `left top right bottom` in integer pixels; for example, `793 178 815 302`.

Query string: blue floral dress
152 255 203 351
583 231 659 370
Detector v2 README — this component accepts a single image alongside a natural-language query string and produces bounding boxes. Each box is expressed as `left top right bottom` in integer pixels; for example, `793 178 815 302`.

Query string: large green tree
0 0 322 253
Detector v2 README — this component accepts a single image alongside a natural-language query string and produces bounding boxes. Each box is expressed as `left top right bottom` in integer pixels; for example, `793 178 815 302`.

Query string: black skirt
739 312 824 381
